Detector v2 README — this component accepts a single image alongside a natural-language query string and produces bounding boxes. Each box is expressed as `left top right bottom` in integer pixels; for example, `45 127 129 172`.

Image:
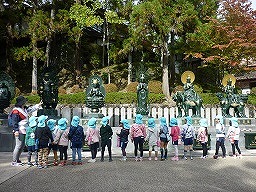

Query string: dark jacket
69 125 85 144
100 124 113 142
117 129 129 142
35 126 53 147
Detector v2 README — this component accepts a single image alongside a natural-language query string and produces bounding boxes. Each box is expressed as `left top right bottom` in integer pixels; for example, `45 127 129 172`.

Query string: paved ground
0 151 256 192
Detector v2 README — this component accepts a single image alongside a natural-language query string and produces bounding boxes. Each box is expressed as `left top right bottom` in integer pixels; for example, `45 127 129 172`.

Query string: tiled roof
236 70 256 80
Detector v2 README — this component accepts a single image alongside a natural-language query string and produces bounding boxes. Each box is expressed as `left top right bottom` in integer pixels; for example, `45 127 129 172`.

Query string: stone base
83 113 104 118
37 109 59 119
177 117 201 127
0 118 14 152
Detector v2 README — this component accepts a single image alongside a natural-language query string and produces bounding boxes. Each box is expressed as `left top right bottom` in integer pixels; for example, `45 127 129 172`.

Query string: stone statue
172 71 202 117
86 75 105 113
0 72 15 118
216 74 248 118
136 70 149 115
37 67 58 116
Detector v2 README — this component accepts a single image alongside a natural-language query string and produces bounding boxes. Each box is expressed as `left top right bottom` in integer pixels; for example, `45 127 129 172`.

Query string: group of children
17 112 242 168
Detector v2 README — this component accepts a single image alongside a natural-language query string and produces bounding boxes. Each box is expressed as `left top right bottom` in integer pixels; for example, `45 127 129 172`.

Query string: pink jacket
54 127 70 146
86 127 100 144
171 126 180 142
197 127 208 143
130 124 146 140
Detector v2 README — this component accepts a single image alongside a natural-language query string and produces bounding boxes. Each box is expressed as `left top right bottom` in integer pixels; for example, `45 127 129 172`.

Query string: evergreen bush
148 81 163 94
126 82 138 93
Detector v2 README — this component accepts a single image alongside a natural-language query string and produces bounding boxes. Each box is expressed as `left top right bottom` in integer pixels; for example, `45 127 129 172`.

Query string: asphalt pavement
0 150 256 192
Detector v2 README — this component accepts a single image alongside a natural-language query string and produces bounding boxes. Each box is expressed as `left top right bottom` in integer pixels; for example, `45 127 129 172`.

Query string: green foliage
148 81 163 94
194 84 203 94
148 93 166 104
69 2 103 29
248 94 256 105
199 93 219 105
251 87 256 95
105 92 137 104
104 83 118 93
126 82 138 93
58 92 85 104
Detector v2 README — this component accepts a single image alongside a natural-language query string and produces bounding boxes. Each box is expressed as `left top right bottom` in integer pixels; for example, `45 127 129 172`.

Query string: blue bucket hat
47 119 57 131
199 118 208 127
160 117 167 126
230 117 238 127
58 118 68 130
148 118 155 128
37 115 48 127
185 116 192 126
215 115 224 124
121 119 130 129
71 116 80 127
170 118 178 127
29 116 38 128
88 117 97 129
101 116 110 126
135 114 143 124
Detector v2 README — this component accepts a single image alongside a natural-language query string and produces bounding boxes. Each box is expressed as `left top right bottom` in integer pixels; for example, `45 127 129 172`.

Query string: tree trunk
162 38 170 98
31 43 38 93
169 31 175 87
5 23 13 73
128 51 132 84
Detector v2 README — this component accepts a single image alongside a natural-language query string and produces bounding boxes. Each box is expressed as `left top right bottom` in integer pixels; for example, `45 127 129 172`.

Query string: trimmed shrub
71 85 83 93
251 87 256 95
148 81 163 94
104 83 118 93
199 93 219 105
59 92 85 104
248 94 256 105
126 82 138 93
106 92 137 104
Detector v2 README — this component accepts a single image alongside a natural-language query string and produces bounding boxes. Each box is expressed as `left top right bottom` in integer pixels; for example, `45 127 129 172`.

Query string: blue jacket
68 125 85 145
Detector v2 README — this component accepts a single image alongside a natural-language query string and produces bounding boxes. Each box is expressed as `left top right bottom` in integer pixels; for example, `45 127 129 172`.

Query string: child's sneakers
11 161 23 166
38 165 43 169
171 156 179 161
72 161 77 165
88 159 96 163
59 162 65 166
148 157 152 161
53 161 58 166
135 157 139 161
77 162 83 165
27 162 33 167
139 157 143 161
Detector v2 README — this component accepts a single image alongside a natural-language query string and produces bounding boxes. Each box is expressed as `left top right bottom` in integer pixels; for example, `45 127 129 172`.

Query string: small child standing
35 115 53 169
54 118 69 166
170 118 180 161
147 118 159 161
47 119 58 166
116 119 130 161
100 116 113 162
197 118 208 159
226 117 242 158
69 116 85 165
25 116 38 166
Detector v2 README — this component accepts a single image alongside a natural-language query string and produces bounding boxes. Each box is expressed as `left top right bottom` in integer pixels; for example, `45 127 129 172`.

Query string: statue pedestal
223 118 256 130
177 117 201 129
37 109 59 119
0 118 15 152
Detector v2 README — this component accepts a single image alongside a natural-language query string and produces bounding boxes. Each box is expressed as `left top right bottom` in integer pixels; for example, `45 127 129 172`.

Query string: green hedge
11 92 255 105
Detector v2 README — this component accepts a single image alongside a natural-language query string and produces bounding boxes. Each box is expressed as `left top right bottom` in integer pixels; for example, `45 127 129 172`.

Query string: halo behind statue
181 71 195 84
222 74 236 87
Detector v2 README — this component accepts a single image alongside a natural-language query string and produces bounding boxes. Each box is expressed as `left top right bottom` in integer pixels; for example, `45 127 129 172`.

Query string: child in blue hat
117 119 130 161
25 116 38 166
170 117 180 161
159 117 170 160
86 117 100 163
147 118 159 161
197 118 208 159
100 116 113 162
35 115 53 169
54 118 69 166
226 117 242 158
130 114 147 161
47 119 58 166
69 116 85 165
181 116 195 160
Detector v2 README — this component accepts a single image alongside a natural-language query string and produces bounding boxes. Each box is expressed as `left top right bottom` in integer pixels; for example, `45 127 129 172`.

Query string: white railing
55 105 254 127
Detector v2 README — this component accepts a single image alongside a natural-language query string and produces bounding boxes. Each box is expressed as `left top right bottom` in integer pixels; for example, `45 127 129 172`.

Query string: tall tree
186 0 256 74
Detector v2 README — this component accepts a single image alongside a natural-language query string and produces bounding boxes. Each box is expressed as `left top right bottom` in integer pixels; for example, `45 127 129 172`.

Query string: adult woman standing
130 114 146 161
11 96 41 166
